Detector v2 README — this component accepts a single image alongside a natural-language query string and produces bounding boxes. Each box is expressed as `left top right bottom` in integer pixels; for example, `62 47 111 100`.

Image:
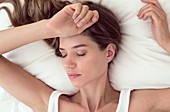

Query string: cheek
78 54 108 75
94 58 108 74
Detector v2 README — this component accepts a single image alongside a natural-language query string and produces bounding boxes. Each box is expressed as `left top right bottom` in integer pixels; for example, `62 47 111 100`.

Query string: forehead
59 34 98 48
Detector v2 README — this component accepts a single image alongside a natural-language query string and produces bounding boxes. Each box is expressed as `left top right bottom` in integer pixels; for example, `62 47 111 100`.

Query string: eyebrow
59 44 87 50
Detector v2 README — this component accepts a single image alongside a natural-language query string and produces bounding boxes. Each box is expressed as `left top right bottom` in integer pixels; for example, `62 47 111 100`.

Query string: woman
0 1 124 111
48 1 124 112
47 1 170 112
0 0 170 112
0 1 99 112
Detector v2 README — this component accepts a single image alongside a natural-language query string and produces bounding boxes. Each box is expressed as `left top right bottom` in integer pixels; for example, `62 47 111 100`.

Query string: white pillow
0 0 170 104
101 0 170 90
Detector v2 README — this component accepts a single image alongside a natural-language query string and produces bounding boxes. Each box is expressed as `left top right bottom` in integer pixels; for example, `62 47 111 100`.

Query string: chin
71 81 86 88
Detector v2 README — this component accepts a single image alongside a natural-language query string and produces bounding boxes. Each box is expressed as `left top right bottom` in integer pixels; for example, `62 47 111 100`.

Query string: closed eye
77 53 86 56
76 50 87 57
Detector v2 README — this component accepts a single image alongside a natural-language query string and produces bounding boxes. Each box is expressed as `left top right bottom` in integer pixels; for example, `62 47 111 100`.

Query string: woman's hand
138 0 170 52
0 3 98 54
47 3 99 38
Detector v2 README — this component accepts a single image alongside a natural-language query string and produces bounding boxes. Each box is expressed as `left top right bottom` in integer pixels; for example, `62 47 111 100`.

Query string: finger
78 10 99 30
91 10 99 23
74 5 89 23
144 11 159 21
63 5 74 16
138 4 152 17
138 4 162 19
76 10 99 28
141 0 162 9
141 10 160 23
76 10 93 28
70 3 82 19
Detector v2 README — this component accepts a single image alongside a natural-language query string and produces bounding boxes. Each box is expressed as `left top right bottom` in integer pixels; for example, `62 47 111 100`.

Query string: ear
105 43 116 63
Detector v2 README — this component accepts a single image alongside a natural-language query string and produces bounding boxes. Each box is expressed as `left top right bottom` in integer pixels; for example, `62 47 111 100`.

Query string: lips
68 73 81 79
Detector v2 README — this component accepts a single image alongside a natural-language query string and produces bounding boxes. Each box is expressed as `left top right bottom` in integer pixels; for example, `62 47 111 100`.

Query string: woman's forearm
0 3 99 55
0 56 53 111
0 20 53 54
164 34 170 53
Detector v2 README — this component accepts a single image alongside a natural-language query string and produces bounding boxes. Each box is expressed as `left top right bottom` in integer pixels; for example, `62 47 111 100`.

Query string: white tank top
48 89 132 112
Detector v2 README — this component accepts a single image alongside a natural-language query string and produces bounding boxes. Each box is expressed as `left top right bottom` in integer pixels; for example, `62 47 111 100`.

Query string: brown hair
56 2 121 66
83 2 121 54
1 0 121 60
1 0 70 26
0 0 70 47
0 0 4 3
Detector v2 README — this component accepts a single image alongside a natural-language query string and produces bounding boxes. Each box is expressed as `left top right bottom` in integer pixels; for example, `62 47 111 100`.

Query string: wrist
162 35 170 53
45 19 59 38
165 35 170 53
36 19 58 39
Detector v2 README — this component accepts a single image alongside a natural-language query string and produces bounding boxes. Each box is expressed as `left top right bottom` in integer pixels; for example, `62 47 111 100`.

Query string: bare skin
57 89 170 112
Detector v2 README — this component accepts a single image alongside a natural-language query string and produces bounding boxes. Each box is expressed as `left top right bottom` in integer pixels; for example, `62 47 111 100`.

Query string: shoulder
150 88 170 112
129 89 170 112
129 89 157 112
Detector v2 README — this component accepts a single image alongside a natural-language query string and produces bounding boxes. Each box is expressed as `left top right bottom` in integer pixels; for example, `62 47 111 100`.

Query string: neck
72 72 118 112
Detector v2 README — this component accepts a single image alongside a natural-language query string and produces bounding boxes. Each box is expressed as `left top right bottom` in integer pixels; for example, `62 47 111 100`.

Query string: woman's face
59 35 110 88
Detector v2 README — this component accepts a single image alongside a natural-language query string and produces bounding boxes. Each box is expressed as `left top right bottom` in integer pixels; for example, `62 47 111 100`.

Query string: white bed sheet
0 100 13 111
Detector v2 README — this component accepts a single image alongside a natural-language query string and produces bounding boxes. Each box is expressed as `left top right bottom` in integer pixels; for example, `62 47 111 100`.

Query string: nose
63 55 76 69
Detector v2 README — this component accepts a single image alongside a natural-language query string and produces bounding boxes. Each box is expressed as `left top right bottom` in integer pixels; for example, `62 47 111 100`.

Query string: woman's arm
130 88 170 112
154 88 170 111
0 3 99 54
0 20 50 54
0 56 53 112
0 3 99 111
138 0 170 53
